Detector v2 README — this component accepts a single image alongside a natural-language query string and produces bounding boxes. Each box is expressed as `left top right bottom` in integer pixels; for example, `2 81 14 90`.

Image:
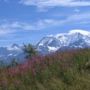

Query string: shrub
23 44 38 59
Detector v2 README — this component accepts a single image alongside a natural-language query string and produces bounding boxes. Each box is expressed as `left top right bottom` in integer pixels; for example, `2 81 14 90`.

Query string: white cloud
0 21 48 35
63 12 90 24
0 24 14 36
0 21 35 32
34 12 90 27
0 22 27 35
0 29 10 35
20 0 90 10
66 12 90 23
0 12 90 36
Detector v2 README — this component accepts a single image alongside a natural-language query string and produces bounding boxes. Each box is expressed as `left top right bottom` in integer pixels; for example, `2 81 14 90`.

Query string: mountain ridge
0 29 90 63
37 29 90 54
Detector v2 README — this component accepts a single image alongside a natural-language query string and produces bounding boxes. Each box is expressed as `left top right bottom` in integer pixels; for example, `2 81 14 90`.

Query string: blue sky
0 0 90 46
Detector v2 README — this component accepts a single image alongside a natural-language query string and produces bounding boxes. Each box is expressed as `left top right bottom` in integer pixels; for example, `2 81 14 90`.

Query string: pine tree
23 44 38 58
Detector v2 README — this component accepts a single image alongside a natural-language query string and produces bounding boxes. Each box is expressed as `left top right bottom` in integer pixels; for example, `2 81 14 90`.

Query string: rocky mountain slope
37 29 90 54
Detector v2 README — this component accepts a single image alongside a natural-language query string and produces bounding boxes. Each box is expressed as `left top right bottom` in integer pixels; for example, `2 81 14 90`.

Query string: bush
23 44 38 58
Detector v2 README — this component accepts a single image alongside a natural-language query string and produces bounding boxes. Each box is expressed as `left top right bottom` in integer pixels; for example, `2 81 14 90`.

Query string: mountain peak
37 29 90 54
7 44 20 51
69 29 90 35
11 44 19 48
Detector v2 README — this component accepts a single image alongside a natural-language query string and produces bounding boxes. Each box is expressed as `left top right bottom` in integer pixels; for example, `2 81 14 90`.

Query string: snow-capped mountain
0 44 25 65
37 29 90 54
0 29 90 65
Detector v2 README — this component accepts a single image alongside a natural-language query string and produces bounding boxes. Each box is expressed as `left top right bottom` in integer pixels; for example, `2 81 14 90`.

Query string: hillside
0 48 90 90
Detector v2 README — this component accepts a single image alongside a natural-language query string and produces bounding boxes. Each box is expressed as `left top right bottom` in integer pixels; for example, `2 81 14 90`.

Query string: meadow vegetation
0 47 90 90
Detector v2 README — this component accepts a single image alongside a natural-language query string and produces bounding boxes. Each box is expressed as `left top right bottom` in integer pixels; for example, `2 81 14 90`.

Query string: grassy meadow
0 48 90 90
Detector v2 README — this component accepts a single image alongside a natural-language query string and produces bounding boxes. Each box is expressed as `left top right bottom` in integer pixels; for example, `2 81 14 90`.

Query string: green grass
0 48 90 90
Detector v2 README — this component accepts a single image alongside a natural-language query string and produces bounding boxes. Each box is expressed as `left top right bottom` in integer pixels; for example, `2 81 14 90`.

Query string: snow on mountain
7 44 21 51
37 29 90 54
69 29 90 35
0 44 25 65
0 29 90 64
